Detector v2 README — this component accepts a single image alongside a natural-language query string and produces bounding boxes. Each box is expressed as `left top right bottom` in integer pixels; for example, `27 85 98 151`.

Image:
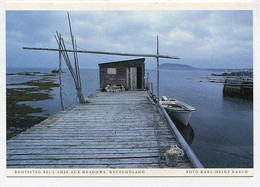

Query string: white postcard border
1 1 259 186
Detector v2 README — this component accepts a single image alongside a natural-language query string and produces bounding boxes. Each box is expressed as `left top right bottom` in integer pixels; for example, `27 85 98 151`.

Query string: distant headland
159 63 252 72
159 63 197 70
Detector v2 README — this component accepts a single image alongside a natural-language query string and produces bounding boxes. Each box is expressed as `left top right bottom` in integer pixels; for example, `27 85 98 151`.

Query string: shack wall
99 58 145 90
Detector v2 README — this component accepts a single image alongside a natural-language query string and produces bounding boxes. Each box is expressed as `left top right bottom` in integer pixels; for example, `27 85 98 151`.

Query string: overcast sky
6 11 252 69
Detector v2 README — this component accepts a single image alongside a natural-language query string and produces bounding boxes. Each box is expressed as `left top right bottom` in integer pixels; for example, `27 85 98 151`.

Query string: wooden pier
223 78 253 99
7 91 196 169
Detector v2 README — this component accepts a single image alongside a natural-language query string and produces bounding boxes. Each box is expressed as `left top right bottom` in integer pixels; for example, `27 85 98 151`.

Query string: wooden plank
7 153 159 160
21 129 170 134
16 132 171 137
7 148 159 155
7 141 163 148
7 163 192 168
7 164 161 169
8 135 173 143
9 135 175 141
7 140 176 147
8 138 164 146
24 126 168 130
7 145 161 151
7 157 160 166
21 123 164 127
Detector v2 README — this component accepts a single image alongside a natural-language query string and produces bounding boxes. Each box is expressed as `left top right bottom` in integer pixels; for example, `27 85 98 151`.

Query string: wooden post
55 34 84 103
74 39 85 103
146 71 149 90
67 12 85 103
157 36 160 102
58 34 65 110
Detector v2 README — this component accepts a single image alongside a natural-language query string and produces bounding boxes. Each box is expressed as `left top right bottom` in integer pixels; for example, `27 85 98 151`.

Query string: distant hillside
159 63 198 70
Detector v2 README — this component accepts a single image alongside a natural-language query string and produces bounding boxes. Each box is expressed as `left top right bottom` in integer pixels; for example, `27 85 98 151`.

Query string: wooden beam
156 36 160 101
58 34 65 111
23 47 180 60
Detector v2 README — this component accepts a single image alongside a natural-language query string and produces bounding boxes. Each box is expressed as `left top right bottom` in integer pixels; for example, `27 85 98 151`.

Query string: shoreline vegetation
6 71 59 139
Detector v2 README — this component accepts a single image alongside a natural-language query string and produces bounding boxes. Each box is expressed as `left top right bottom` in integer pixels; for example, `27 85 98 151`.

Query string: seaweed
6 72 60 139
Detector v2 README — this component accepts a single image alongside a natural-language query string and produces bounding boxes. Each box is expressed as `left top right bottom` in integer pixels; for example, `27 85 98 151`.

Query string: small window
107 68 116 75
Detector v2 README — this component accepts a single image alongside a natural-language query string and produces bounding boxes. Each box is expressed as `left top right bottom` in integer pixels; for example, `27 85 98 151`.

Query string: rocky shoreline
6 72 59 139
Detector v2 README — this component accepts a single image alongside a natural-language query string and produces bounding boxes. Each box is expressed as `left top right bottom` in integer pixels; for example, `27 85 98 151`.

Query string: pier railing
158 104 204 168
146 91 203 168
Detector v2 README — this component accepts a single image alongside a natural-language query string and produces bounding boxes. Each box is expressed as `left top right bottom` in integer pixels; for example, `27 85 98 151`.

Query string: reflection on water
175 123 195 146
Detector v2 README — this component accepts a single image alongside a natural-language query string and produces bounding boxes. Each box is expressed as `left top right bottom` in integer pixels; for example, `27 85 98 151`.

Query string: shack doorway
130 67 137 90
137 67 142 89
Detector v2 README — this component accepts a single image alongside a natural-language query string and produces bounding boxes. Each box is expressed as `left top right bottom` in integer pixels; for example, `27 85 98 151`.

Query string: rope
192 114 253 158
63 40 112 62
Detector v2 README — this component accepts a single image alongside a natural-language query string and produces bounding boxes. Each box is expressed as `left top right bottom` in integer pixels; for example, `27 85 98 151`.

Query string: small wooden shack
99 58 145 91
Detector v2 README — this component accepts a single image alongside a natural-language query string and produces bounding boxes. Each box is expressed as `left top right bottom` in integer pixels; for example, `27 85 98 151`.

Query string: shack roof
98 58 145 66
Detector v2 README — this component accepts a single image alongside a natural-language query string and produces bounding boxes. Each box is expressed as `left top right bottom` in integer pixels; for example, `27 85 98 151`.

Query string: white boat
159 96 196 126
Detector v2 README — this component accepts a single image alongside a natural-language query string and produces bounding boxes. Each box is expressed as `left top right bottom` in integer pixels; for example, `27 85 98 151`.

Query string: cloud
6 10 253 69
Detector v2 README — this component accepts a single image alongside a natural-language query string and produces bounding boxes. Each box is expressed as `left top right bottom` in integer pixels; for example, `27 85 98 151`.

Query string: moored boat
159 96 196 126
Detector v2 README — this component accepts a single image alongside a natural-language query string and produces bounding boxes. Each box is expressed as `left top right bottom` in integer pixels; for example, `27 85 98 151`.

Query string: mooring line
192 114 253 158
63 40 112 62
193 147 252 160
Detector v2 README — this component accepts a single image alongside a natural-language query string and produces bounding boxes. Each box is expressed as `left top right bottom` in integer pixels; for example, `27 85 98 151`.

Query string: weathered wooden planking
7 157 160 166
7 153 159 160
8 136 175 142
7 163 191 168
8 158 190 166
7 141 162 147
7 91 193 168
8 138 171 144
7 144 161 150
20 129 171 134
7 164 161 169
7 146 159 153
10 134 175 139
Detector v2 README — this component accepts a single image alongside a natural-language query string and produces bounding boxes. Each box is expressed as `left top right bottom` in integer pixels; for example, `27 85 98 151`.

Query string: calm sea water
6 67 253 168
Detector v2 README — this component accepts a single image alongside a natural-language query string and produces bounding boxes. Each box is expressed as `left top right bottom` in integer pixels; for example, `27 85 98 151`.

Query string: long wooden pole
74 39 82 89
58 34 65 110
67 12 80 89
55 35 79 92
157 36 160 102
23 47 180 60
74 39 85 103
55 35 77 85
55 33 85 103
67 12 85 103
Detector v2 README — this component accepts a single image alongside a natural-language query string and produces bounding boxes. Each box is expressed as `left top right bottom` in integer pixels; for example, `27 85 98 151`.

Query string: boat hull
166 109 192 126
159 98 196 127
